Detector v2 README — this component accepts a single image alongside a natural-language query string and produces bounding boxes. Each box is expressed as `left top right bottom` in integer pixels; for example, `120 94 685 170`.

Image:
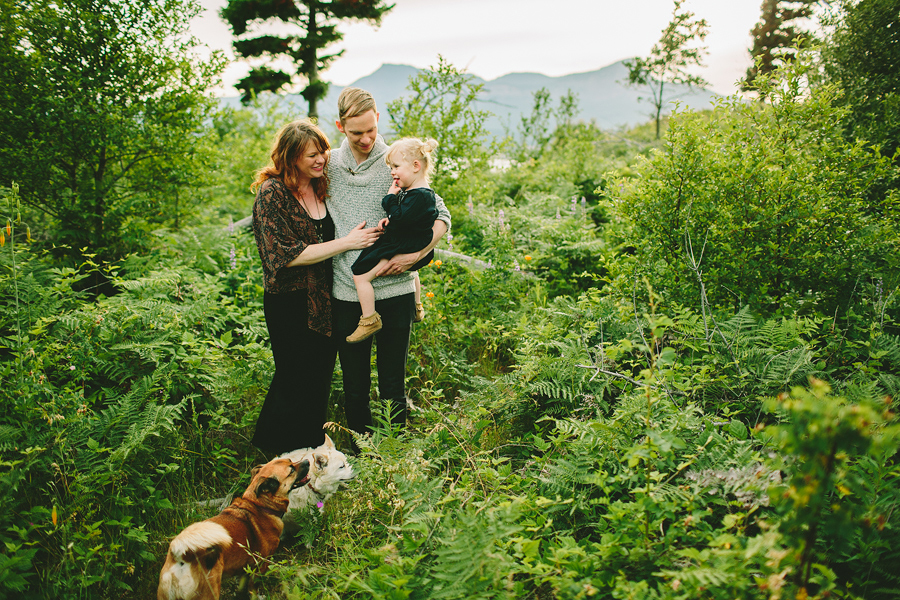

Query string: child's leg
412 271 425 323
352 259 389 317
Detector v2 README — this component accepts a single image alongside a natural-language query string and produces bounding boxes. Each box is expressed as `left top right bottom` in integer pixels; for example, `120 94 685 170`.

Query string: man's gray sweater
327 136 451 303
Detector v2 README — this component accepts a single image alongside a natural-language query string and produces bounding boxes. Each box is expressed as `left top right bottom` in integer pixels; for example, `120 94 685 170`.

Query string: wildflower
425 291 434 298
434 260 442 267
447 232 453 252
514 260 520 272
524 255 532 261
316 502 324 509
26 226 31 242
0 231 4 246
229 245 237 270
52 506 57 527
5 220 10 236
69 365 76 371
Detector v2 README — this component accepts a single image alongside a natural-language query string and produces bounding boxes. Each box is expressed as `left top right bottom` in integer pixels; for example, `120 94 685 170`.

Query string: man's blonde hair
337 87 377 123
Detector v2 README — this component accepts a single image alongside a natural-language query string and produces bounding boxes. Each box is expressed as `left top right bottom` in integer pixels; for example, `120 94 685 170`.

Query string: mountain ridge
222 60 719 135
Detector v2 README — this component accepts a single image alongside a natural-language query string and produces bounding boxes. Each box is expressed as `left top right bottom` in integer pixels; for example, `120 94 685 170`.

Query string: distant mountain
223 60 719 136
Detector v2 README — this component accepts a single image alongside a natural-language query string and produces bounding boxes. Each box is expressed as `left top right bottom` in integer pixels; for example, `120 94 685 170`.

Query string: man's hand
377 252 419 276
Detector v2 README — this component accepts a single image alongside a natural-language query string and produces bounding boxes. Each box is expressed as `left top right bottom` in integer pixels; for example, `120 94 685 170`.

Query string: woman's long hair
252 119 330 200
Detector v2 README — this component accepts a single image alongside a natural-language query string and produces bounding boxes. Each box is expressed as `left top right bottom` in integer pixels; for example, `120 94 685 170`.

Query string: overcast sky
192 0 770 97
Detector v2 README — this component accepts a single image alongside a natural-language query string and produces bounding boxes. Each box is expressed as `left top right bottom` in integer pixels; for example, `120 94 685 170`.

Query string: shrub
610 52 900 316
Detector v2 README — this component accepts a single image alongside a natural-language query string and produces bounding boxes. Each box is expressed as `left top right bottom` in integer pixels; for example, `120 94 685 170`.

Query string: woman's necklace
298 185 325 242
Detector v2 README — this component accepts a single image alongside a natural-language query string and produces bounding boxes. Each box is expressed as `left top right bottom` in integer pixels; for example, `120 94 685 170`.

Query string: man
327 87 451 437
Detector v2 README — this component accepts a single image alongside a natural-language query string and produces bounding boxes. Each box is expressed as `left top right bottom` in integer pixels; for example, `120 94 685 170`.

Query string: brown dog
157 457 310 600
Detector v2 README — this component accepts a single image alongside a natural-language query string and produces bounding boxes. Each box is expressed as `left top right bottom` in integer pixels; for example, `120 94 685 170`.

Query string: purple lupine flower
229 245 237 270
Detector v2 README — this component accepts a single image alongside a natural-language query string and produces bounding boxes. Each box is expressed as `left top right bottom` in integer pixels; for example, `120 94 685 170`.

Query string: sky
191 0 769 97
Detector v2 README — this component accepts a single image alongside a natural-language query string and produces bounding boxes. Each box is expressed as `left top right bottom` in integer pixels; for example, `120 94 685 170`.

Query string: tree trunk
307 2 319 119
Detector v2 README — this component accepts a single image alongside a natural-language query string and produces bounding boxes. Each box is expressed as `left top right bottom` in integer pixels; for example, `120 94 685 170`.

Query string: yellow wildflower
425 291 435 299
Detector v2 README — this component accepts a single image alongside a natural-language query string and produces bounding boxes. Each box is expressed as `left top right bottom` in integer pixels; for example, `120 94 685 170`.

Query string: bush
610 52 900 316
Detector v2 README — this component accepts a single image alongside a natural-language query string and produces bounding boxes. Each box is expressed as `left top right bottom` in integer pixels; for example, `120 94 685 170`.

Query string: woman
251 119 379 455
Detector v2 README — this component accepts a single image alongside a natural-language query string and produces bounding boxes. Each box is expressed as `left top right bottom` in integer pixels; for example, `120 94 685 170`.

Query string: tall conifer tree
221 0 393 117
743 0 818 91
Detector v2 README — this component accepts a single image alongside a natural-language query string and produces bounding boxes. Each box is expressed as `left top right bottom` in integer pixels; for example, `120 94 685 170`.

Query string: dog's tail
158 521 232 600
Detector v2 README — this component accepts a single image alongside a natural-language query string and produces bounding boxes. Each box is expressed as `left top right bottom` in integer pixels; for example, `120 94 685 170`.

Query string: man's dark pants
333 293 414 436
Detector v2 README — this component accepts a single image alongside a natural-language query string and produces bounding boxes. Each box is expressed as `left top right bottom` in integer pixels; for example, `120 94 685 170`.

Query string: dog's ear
323 434 335 450
197 546 222 572
256 476 281 497
313 452 328 470
250 464 265 479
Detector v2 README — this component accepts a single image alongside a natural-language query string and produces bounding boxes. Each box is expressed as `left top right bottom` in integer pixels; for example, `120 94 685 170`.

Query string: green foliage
822 0 900 160
612 52 900 316
759 379 900 595
204 95 305 222
623 0 709 139
3 38 900 600
743 0 818 91
221 0 392 115
387 56 502 211
0 0 225 260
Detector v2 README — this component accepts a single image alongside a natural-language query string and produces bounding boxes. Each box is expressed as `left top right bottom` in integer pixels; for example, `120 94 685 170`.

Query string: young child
346 137 440 343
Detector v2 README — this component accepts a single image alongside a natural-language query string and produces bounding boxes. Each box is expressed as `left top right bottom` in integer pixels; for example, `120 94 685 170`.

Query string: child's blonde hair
385 137 439 183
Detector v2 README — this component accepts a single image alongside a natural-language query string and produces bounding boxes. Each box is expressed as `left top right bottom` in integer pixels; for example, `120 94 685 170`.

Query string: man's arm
376 220 448 276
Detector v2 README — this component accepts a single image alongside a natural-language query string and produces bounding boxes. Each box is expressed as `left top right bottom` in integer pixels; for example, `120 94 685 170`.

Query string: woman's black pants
252 290 337 455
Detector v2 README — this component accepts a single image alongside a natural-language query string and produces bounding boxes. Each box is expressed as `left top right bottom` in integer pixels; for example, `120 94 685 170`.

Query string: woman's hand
343 221 381 250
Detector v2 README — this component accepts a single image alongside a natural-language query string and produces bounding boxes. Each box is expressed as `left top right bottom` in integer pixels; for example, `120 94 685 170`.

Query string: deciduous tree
221 0 393 117
387 57 498 207
822 0 900 160
0 0 225 259
623 0 709 139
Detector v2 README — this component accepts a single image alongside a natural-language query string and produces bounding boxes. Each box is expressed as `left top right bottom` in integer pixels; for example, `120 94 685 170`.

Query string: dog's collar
307 482 325 499
258 505 286 518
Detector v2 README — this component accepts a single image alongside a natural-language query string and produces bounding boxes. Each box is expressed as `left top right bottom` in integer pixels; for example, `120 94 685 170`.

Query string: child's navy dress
351 187 439 275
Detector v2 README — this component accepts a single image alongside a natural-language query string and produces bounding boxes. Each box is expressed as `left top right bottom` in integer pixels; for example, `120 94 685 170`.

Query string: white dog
279 434 355 536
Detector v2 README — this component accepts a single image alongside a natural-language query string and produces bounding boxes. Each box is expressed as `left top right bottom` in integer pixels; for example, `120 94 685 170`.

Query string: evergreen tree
623 0 709 139
221 0 393 117
743 0 818 91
